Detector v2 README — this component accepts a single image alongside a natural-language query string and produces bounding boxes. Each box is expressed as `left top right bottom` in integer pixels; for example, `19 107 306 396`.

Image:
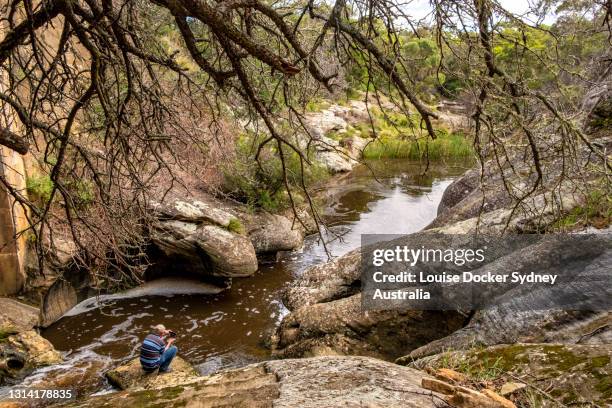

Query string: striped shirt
140 333 165 371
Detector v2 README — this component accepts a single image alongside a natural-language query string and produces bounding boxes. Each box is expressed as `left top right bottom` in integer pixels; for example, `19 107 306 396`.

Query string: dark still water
35 159 470 395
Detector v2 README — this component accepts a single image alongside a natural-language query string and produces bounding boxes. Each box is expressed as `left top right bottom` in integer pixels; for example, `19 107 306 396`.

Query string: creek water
17 159 470 397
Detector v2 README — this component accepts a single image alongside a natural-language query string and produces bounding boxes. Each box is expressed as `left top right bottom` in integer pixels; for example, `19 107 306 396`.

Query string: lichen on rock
105 356 199 391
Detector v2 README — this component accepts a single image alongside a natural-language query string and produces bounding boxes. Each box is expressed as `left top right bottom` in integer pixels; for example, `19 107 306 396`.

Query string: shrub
227 218 245 234
26 174 54 204
223 132 330 211
554 186 611 230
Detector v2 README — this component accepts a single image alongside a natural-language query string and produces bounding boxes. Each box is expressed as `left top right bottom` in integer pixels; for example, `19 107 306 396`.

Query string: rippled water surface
33 159 470 395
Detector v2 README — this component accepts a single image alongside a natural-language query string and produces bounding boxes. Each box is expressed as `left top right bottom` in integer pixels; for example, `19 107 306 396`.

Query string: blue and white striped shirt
140 333 165 371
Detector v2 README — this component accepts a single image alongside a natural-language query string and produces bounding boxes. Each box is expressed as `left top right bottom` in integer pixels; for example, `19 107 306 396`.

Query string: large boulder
149 196 308 277
0 298 39 331
273 292 465 360
65 356 445 408
0 298 62 385
246 213 303 254
0 330 62 385
151 221 258 278
273 230 611 361
301 102 370 173
105 356 199 391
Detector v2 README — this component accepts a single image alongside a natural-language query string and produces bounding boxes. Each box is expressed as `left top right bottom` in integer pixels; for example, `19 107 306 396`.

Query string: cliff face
0 146 29 295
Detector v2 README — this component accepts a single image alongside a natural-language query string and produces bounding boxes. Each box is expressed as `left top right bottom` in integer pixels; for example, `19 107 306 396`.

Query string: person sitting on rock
139 324 177 373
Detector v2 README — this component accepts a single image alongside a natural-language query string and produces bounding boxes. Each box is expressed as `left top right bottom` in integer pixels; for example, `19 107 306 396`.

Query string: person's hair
153 324 166 333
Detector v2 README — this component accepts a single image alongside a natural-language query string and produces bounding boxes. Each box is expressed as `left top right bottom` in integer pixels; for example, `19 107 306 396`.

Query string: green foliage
26 174 94 208
554 186 611 230
355 109 473 160
435 348 504 382
227 218 245 235
67 180 95 208
438 76 464 98
223 132 330 211
26 174 54 205
305 99 331 112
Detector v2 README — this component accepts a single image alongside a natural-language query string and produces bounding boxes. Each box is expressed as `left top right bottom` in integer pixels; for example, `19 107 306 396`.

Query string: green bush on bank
223 132 330 212
227 218 245 234
26 174 94 208
26 174 54 205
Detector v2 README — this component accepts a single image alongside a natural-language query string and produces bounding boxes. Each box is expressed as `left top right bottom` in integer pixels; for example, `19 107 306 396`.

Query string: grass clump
435 347 504 381
554 186 611 230
305 99 331 112
363 130 473 160
338 107 473 161
227 218 245 235
67 180 95 208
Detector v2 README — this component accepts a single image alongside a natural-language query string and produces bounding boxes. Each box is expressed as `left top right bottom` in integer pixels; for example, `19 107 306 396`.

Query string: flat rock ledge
105 356 199 391
69 356 445 408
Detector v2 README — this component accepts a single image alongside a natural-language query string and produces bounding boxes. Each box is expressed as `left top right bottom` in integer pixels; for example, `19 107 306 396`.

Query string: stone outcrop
0 298 39 331
105 357 200 391
273 229 611 360
151 220 258 278
65 356 445 408
0 330 62 385
245 212 303 254
0 298 62 385
405 343 612 407
302 101 370 173
149 195 307 278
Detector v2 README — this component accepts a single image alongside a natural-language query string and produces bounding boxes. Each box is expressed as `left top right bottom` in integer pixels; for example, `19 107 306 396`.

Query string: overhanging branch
0 126 29 154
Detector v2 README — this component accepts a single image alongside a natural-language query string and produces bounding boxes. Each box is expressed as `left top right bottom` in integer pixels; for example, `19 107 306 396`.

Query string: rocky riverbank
56 342 611 407
0 298 61 386
25 98 380 330
3 91 610 406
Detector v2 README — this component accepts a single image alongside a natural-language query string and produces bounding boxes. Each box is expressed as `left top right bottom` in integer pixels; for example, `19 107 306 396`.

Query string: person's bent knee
170 345 178 353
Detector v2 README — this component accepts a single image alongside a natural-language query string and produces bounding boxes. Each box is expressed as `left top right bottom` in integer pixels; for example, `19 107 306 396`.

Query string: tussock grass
227 218 245 235
363 131 473 160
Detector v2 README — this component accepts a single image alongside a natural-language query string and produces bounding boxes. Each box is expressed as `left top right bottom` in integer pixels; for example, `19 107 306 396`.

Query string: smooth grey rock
151 221 258 278
151 199 234 227
247 213 303 253
0 297 39 330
